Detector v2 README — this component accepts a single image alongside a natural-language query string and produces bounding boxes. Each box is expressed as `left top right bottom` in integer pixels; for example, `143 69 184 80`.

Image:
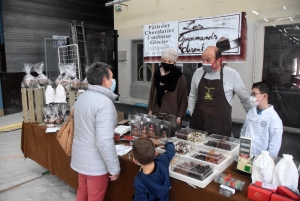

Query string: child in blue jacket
132 138 175 201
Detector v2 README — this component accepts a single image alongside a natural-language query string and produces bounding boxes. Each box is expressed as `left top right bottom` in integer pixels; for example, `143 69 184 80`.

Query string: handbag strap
69 108 74 118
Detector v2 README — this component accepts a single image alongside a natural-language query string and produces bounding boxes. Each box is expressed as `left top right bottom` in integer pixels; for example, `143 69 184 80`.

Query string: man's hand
176 117 182 126
109 173 120 181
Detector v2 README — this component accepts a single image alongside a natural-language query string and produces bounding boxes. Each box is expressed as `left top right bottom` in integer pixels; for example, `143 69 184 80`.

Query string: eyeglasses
250 92 264 96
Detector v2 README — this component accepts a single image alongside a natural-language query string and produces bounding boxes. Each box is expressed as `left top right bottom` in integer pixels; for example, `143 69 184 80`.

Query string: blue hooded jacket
133 142 175 201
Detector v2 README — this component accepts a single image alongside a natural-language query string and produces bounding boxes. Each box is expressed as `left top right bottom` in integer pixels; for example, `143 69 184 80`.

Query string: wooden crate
21 88 83 123
21 88 45 123
66 91 83 109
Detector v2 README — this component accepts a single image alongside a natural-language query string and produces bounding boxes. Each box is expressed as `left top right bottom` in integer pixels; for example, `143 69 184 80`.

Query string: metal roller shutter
1 0 113 72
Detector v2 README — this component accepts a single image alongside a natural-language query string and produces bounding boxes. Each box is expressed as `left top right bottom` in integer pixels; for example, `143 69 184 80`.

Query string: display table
21 122 251 201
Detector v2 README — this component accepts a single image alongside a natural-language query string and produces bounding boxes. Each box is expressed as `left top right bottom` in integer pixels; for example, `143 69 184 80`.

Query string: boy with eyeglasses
240 81 283 157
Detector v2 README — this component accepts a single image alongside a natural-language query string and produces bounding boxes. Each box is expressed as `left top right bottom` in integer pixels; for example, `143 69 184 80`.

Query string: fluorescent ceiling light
273 24 276 27
293 37 298 40
105 0 131 7
296 26 299 29
290 17 293 21
252 10 259 15
264 18 268 22
290 38 292 40
284 34 287 36
279 29 282 32
284 29 287 33
283 6 286 9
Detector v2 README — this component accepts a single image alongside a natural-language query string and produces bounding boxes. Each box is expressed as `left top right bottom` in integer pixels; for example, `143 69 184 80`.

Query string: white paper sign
178 13 241 55
143 21 178 57
53 35 69 47
143 12 245 63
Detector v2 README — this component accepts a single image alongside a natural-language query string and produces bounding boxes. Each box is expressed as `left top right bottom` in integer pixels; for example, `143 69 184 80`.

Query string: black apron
190 68 232 136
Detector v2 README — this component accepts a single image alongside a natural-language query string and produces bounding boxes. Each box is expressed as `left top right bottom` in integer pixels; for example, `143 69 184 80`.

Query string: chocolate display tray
157 146 238 188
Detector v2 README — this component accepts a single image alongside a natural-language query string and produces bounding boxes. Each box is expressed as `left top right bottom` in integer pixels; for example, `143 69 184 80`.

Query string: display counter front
21 122 252 201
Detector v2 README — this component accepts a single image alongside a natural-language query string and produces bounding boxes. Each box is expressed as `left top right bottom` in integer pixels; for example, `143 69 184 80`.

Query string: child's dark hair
132 138 156 165
251 80 272 100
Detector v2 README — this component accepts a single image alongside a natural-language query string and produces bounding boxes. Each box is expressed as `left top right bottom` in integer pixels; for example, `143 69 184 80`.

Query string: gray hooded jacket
71 84 120 176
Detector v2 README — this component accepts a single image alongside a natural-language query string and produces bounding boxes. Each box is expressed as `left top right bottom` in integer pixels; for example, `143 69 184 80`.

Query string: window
262 23 300 128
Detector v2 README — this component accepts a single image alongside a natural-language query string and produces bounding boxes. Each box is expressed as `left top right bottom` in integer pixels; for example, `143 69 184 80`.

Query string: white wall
115 0 300 120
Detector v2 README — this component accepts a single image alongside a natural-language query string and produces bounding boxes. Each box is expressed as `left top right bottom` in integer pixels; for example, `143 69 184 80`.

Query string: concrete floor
0 113 76 201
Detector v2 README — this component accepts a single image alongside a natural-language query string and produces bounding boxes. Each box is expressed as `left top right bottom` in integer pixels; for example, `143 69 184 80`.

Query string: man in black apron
189 46 252 136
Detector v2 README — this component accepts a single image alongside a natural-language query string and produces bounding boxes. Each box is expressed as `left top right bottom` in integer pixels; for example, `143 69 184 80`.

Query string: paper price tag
262 183 277 190
46 127 58 133
220 185 235 194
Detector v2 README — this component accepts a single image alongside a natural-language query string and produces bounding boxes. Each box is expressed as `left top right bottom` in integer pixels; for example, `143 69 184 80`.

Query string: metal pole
113 30 119 97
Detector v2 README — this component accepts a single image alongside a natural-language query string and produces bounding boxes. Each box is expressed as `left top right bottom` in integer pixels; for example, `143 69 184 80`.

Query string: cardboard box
117 111 129 125
277 186 300 201
248 184 273 201
271 193 296 201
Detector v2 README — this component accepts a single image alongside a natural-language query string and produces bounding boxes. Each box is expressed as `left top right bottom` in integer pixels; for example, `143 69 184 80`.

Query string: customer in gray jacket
71 62 120 201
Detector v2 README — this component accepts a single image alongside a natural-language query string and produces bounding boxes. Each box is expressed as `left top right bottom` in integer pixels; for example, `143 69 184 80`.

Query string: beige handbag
56 109 74 156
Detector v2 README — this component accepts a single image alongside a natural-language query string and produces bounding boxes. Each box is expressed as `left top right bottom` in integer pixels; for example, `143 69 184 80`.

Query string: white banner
144 12 246 63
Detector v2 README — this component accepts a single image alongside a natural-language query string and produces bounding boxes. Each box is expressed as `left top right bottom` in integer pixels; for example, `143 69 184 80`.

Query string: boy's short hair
132 138 156 165
252 80 272 100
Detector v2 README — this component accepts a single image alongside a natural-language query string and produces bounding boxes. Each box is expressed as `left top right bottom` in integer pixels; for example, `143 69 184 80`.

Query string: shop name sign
143 12 246 63
144 22 178 55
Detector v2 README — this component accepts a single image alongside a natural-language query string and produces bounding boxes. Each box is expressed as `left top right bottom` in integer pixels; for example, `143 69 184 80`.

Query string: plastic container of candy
171 158 213 181
188 145 234 172
203 138 238 151
207 134 239 144
190 149 227 165
175 128 207 144
171 138 195 155
214 173 245 191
